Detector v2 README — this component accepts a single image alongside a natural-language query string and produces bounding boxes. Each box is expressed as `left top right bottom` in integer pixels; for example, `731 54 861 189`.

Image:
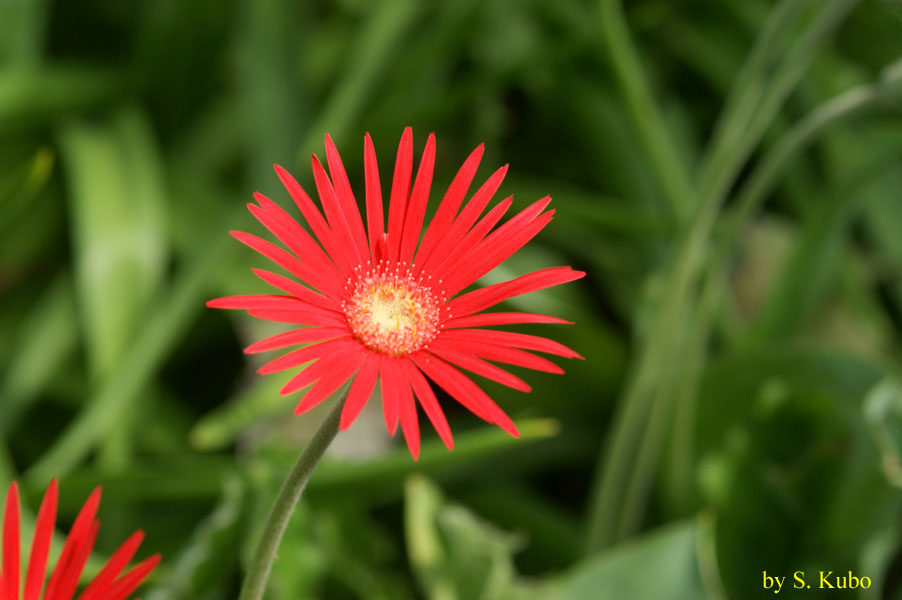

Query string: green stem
238 387 348 600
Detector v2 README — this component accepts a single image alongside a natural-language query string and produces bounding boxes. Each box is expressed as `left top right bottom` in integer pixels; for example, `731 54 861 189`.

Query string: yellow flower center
345 266 440 356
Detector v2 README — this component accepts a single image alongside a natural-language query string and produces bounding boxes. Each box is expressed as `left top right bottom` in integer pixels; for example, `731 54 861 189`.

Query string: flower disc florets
344 262 441 356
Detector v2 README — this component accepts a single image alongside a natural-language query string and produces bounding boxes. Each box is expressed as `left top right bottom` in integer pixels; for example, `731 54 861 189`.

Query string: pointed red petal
251 269 340 313
386 127 413 261
428 340 531 392
44 488 102 600
229 230 342 298
293 347 364 415
414 143 484 268
258 337 354 375
273 164 342 268
440 200 555 296
411 352 519 437
208 296 345 328
402 360 453 450
441 329 582 359
324 134 369 260
3 482 20 600
52 520 99 600
426 196 513 282
445 267 584 318
310 153 365 269
77 531 145 600
280 342 364 396
435 338 565 374
410 352 490 422
363 133 384 260
380 358 402 436
249 194 343 287
244 327 348 354
395 368 421 459
101 554 160 600
245 307 347 327
444 312 570 328
398 133 435 266
416 164 508 277
24 480 58 600
340 354 382 430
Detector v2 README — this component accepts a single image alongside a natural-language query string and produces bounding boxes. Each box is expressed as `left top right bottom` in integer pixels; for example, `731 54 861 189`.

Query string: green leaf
556 521 710 600
60 107 169 380
405 475 551 600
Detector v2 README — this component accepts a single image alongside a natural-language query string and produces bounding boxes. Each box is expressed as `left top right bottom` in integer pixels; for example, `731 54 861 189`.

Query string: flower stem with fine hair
239 385 348 600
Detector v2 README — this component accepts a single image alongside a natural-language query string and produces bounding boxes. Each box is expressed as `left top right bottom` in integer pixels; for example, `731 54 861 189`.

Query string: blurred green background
2 0 902 598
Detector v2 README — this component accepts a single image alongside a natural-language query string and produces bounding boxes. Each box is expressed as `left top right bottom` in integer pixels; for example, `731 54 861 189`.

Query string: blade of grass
699 0 811 193
60 108 169 473
665 78 896 513
295 0 420 162
584 0 863 553
237 0 304 182
60 108 168 381
598 0 695 223
0 273 77 433
698 0 863 208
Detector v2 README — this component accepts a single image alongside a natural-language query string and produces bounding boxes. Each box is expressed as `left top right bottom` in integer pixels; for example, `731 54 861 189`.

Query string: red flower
208 128 584 458
0 481 159 600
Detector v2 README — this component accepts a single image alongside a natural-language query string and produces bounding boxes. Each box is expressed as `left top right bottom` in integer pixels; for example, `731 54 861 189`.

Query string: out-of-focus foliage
1 0 901 598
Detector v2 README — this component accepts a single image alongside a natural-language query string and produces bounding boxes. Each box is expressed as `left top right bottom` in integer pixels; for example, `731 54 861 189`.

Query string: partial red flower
0 481 160 600
208 128 584 458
